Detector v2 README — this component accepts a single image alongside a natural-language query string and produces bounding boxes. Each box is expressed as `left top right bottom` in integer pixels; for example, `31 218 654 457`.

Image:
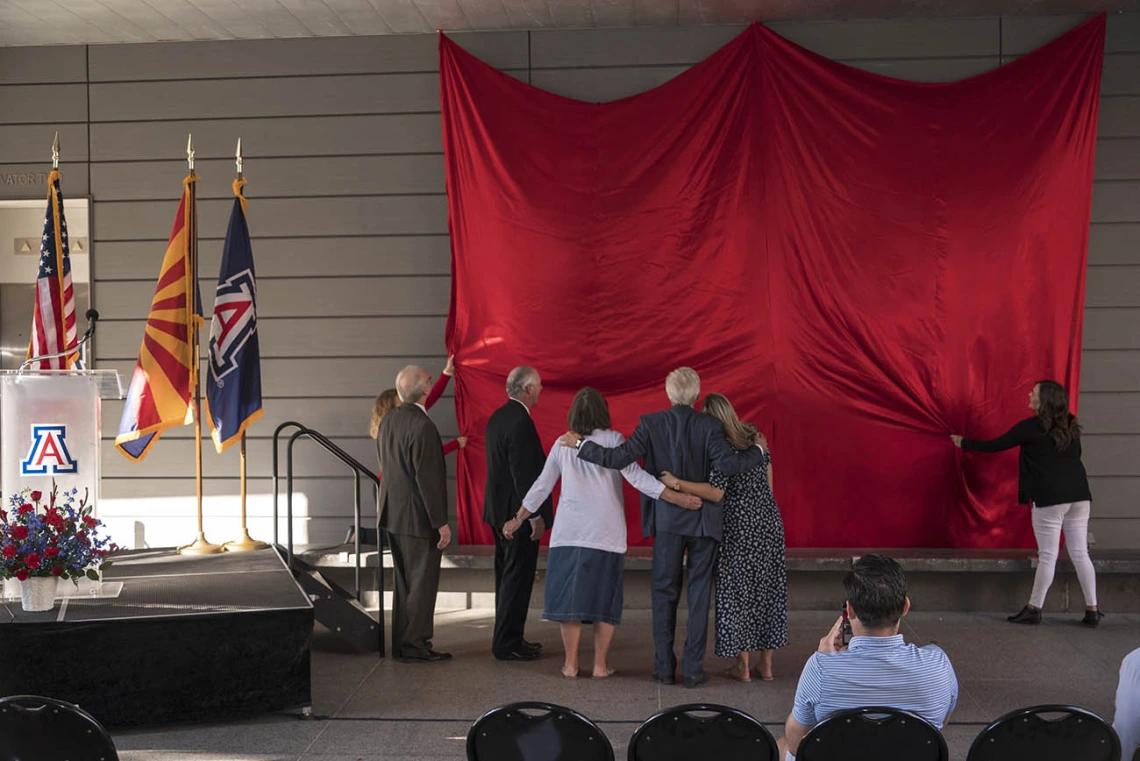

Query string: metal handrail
272 420 382 602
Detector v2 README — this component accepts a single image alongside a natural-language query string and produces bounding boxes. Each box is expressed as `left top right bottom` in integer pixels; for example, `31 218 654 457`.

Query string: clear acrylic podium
0 370 123 600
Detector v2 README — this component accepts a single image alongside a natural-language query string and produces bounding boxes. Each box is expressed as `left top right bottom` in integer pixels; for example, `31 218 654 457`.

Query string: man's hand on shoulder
558 431 583 448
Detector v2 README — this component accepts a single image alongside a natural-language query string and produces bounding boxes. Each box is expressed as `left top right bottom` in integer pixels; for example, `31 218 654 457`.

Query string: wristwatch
574 438 584 449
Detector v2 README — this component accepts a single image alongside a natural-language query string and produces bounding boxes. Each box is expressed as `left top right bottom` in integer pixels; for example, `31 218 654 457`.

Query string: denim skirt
543 545 624 626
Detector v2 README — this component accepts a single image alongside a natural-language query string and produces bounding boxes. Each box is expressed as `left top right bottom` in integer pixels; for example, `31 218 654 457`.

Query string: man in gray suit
560 368 765 687
376 365 453 663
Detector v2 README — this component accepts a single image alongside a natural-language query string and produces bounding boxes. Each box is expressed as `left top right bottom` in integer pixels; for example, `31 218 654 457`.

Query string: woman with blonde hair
663 392 788 681
370 355 467 463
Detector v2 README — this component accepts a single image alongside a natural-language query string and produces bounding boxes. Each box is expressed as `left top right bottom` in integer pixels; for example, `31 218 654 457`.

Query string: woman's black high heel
1081 610 1105 627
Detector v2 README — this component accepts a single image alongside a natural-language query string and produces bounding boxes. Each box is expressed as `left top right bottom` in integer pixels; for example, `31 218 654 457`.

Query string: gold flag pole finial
225 137 268 554
51 132 60 170
187 133 195 172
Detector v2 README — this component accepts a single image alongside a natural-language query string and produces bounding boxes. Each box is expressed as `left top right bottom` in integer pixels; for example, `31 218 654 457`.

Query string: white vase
19 576 59 612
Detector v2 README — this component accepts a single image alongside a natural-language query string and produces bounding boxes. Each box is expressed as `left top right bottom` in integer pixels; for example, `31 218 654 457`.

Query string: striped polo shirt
792 634 959 730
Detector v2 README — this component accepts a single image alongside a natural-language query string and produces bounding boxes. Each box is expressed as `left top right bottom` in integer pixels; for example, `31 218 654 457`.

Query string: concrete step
291 544 1140 614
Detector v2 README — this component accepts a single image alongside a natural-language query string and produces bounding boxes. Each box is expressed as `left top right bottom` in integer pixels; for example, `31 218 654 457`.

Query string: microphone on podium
19 308 101 370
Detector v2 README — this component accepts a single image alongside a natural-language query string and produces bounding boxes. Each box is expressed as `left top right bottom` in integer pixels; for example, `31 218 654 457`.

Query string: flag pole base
224 530 269 553
178 532 225 555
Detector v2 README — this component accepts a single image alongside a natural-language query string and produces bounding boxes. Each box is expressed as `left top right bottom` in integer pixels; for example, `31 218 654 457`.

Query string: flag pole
225 138 267 552
180 133 224 556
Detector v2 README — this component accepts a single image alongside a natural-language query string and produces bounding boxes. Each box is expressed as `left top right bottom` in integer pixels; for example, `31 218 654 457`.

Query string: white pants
1030 501 1097 609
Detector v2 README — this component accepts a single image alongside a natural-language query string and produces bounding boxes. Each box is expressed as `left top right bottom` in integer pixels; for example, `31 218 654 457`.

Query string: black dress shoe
495 648 540 662
650 671 675 685
397 650 452 663
683 671 709 689
1007 605 1042 625
1081 610 1105 627
522 639 543 651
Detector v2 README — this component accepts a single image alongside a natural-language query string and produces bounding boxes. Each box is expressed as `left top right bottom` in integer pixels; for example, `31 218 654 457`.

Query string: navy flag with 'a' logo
205 178 264 453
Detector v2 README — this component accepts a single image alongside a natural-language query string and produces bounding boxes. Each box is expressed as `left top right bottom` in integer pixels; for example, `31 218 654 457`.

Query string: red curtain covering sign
440 17 1104 548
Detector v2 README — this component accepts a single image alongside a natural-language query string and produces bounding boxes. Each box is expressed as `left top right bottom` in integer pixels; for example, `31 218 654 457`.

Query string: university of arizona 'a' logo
21 424 78 475
209 269 257 384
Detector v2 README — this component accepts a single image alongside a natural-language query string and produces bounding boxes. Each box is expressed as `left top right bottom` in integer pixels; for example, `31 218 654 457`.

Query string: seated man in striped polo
778 554 959 761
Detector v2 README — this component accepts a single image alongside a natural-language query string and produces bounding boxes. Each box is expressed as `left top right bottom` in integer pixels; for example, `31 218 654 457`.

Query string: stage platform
0 548 313 728
110 607 1138 761
300 543 1140 613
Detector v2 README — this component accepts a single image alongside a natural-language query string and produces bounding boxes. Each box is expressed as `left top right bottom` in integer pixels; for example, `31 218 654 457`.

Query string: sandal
721 666 751 682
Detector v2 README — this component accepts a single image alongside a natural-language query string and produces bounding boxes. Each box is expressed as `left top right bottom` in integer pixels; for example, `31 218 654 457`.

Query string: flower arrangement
1 481 117 583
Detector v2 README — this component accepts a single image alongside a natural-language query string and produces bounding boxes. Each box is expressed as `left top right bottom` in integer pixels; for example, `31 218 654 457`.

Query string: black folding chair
967 704 1120 761
797 706 948 761
627 703 779 761
467 701 615 761
0 695 119 761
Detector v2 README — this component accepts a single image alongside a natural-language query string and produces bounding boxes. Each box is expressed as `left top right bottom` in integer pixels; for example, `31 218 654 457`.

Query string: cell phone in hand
840 604 853 646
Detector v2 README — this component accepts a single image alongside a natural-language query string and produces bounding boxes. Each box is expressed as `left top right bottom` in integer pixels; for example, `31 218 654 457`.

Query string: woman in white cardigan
506 387 700 679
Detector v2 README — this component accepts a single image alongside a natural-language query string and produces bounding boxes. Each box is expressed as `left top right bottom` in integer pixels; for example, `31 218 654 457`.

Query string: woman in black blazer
952 380 1101 627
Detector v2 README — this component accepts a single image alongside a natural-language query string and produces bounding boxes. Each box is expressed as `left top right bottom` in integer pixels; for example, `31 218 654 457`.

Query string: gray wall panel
1082 352 1140 392
1098 97 1140 138
0 124 89 163
1079 392 1140 434
1090 181 1140 223
1089 223 1140 265
88 32 528 81
0 46 87 84
93 195 449 240
529 66 688 102
98 316 449 360
90 155 446 200
89 73 442 122
89 114 443 161
1002 14 1140 55
1083 308 1140 349
1085 265 1140 307
1082 435 1140 476
0 163 88 199
1095 138 1140 179
529 27 745 67
844 57 1000 81
1088 478 1140 517
0 84 88 123
97 275 450 320
1101 54 1140 96
769 17 1000 59
91 235 452 280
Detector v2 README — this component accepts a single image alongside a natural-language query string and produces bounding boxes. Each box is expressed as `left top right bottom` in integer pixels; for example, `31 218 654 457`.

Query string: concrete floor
111 608 1134 761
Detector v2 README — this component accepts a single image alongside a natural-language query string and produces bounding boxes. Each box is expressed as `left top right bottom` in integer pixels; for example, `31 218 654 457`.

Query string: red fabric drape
440 17 1104 548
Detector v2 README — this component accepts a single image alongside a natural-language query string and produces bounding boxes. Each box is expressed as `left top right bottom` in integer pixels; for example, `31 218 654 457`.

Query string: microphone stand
19 310 98 372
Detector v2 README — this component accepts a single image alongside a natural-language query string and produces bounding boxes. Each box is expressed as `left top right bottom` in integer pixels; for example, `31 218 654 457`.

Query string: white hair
506 366 540 399
665 367 700 406
396 365 430 403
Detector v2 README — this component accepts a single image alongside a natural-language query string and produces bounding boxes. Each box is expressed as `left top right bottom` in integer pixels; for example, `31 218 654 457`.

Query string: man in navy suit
559 367 765 687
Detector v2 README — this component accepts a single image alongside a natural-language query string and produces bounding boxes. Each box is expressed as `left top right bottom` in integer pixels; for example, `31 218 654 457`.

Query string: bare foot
722 665 751 682
751 667 774 681
592 667 616 679
561 665 578 679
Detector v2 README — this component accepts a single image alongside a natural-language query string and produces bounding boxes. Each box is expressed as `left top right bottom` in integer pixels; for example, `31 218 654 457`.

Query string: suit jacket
483 399 554 527
578 404 765 541
376 403 448 538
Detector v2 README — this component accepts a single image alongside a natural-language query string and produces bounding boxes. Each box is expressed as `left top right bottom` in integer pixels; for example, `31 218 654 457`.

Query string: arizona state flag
205 178 263 453
115 174 203 462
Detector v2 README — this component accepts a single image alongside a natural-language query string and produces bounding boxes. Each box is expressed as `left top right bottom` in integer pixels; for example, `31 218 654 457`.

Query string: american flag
27 169 77 370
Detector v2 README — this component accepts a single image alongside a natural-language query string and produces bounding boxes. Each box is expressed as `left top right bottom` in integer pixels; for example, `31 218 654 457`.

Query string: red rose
82 516 98 529
77 531 89 544
0 509 6 522
25 553 41 569
44 547 59 559
10 526 28 540
17 504 33 515
29 491 42 502
45 511 64 529
15 569 28 581
50 565 63 577
2 545 15 559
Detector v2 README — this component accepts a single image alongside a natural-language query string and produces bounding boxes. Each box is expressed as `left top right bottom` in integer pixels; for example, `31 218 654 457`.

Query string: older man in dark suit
376 364 452 663
483 365 554 661
560 367 765 687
